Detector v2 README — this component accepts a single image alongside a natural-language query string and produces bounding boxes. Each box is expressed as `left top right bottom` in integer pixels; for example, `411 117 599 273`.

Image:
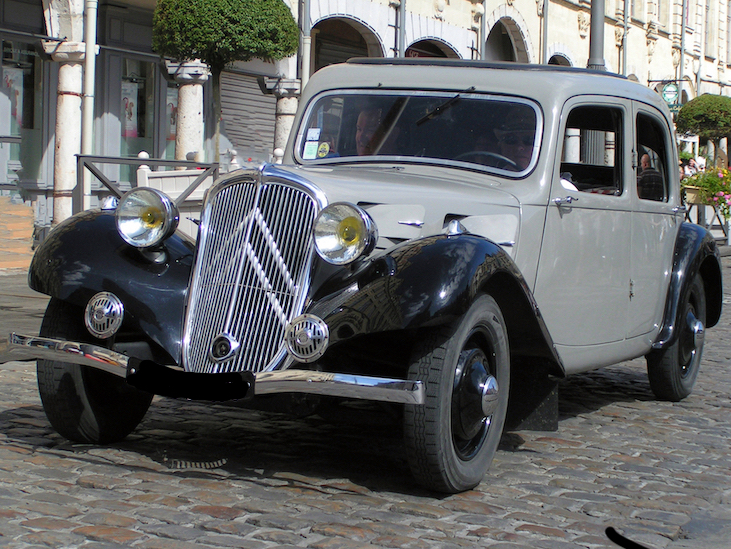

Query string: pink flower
719 172 724 178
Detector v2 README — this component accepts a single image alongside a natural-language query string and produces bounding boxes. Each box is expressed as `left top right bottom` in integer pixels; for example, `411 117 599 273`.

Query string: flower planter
683 186 703 204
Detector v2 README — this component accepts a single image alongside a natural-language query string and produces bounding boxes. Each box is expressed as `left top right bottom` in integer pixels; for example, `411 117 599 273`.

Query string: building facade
0 0 729 240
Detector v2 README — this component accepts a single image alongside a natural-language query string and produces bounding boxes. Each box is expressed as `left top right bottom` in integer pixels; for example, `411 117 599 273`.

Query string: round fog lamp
313 203 378 265
116 188 179 248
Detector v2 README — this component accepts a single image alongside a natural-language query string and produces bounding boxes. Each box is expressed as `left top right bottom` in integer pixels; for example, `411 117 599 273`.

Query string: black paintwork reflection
29 210 194 365
309 234 519 346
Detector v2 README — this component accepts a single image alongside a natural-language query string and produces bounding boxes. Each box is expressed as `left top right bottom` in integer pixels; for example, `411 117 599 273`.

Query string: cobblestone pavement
1 260 730 549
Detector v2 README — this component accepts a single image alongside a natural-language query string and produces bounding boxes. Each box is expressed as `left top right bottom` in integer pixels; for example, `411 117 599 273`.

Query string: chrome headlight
313 203 378 265
116 188 179 248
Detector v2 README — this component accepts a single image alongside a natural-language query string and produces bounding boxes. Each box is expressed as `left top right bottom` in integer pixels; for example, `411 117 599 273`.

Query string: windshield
296 91 541 175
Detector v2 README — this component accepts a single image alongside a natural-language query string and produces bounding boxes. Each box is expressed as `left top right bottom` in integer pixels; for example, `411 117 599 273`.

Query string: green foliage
152 0 299 73
679 150 694 162
676 94 731 141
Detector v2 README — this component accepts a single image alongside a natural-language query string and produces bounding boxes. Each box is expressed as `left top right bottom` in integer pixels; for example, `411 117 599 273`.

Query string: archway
485 18 529 63
548 54 571 66
312 18 384 72
405 39 459 58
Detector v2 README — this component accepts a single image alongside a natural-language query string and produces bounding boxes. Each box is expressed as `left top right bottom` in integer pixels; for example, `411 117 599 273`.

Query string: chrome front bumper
0 333 424 405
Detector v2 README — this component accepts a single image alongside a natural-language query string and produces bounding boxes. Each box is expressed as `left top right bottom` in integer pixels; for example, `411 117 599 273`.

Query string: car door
628 105 680 340
533 98 632 371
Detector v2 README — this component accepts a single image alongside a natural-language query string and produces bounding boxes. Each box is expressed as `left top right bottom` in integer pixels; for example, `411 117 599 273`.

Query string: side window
636 113 669 202
560 106 623 195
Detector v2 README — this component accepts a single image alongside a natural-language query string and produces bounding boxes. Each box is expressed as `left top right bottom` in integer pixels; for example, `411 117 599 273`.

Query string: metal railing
0 136 22 145
76 154 219 209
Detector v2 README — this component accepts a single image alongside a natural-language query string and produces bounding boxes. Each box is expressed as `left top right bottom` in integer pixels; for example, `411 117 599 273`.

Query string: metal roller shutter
220 71 277 163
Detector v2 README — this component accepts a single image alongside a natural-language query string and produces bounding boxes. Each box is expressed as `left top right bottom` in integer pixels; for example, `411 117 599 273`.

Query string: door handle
553 196 579 207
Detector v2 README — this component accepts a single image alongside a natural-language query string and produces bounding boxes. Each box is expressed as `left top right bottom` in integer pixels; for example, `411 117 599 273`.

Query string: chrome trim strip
0 333 128 377
0 334 424 405
254 370 425 405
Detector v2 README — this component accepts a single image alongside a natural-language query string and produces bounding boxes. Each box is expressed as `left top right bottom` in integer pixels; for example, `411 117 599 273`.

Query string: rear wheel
37 298 153 443
647 273 706 402
404 294 509 493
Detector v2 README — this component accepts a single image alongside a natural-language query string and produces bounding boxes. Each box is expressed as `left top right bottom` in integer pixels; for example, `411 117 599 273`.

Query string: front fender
29 209 194 364
653 222 722 350
309 235 557 364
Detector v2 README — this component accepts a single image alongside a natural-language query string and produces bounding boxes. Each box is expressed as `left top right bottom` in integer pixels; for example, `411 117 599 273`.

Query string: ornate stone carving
646 21 658 62
578 12 590 39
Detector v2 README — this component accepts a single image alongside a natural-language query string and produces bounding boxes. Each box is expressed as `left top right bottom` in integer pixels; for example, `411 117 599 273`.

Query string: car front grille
183 174 319 374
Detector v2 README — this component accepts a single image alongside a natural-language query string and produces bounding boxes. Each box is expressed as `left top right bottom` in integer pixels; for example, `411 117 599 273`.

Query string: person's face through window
498 130 534 171
356 109 382 156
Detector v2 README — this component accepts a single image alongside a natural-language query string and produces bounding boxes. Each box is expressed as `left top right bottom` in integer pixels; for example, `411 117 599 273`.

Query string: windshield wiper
416 87 475 126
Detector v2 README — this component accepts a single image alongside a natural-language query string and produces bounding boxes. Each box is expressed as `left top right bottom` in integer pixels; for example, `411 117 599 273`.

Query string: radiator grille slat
183 178 318 374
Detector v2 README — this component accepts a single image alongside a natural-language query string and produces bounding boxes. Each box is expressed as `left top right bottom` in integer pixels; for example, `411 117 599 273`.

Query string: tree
676 94 731 168
152 0 299 160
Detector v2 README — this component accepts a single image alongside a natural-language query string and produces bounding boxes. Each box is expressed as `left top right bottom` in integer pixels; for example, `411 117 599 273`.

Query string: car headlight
313 203 378 265
116 188 179 248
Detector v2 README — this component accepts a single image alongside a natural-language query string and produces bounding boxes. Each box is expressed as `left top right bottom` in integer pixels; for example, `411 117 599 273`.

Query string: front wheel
647 273 707 402
37 298 153 444
404 294 510 493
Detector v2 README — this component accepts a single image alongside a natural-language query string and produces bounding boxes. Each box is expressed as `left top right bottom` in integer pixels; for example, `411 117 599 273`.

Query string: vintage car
0 59 723 493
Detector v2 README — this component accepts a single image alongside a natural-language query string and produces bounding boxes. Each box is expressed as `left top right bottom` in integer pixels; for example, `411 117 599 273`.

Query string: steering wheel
454 151 518 171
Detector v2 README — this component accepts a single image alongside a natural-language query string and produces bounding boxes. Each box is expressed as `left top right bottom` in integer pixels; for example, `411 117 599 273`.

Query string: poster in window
166 87 178 141
121 81 139 138
3 67 24 129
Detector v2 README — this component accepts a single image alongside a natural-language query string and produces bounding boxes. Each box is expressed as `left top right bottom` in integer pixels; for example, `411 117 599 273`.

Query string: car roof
301 58 668 116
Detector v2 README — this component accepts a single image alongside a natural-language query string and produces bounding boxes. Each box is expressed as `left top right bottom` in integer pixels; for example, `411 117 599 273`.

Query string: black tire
647 273 706 402
37 298 153 443
404 294 510 493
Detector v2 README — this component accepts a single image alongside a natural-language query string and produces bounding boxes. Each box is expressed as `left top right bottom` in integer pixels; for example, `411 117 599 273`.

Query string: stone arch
311 16 385 72
546 44 575 66
484 6 533 63
405 38 460 58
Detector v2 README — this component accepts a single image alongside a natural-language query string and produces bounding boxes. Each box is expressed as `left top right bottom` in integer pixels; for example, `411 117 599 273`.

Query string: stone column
43 41 85 224
166 60 210 163
260 77 301 159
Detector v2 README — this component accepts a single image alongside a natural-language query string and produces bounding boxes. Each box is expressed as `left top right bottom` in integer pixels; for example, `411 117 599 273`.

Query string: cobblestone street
1 259 730 549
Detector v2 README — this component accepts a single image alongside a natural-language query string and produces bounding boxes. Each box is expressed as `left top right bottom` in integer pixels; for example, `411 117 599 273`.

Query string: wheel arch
317 234 564 377
28 209 194 366
653 222 722 350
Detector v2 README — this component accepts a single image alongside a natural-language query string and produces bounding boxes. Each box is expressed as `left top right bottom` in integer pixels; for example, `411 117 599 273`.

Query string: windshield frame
293 89 543 178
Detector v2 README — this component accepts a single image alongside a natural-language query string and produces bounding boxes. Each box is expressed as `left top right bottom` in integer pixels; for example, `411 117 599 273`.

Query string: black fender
653 222 722 350
309 233 563 375
28 209 194 364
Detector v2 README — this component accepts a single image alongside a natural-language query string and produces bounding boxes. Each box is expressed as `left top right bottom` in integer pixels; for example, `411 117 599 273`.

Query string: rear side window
560 106 623 195
636 113 669 202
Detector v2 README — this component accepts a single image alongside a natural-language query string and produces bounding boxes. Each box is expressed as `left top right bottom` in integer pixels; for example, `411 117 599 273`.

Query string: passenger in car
637 153 666 201
355 105 401 156
494 114 535 171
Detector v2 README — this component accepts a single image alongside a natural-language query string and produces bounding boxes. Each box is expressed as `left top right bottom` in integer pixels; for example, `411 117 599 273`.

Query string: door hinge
629 279 635 300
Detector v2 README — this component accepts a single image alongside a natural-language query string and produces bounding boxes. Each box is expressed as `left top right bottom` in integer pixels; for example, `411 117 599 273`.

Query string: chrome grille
183 175 319 374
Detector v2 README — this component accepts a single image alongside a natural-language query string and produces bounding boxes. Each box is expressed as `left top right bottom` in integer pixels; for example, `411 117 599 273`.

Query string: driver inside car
494 112 536 171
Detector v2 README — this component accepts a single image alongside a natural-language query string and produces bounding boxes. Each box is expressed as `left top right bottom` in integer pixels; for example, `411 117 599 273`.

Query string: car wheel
404 294 509 493
37 298 153 444
647 273 706 402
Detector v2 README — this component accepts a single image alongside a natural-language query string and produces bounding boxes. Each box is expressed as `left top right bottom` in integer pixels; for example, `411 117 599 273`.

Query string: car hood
264 163 522 254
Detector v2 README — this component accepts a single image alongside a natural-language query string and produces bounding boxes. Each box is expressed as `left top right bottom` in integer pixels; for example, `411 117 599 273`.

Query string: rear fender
29 210 194 364
653 222 722 350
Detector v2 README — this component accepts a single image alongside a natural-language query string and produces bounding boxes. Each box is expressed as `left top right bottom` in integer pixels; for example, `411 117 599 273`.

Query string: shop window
120 58 155 183
1 39 43 186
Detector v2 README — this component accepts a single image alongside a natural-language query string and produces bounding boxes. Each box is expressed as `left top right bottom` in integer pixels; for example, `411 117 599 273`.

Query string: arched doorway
485 19 529 63
312 18 383 72
405 39 459 58
548 54 571 66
